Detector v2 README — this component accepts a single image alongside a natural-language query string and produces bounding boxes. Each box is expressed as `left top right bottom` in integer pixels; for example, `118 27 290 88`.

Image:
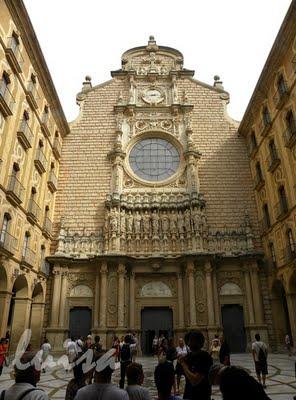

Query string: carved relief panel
107 272 118 327
195 271 207 325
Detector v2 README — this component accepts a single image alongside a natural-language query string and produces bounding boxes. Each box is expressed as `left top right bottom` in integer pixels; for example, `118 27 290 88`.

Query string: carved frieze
107 273 118 326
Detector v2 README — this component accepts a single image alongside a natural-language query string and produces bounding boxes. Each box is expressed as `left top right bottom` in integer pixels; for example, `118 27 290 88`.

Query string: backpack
120 344 131 362
258 345 267 363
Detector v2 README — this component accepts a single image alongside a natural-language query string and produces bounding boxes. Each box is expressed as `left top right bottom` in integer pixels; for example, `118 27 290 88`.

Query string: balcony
26 81 39 110
6 175 25 206
27 198 41 225
21 247 36 268
275 201 289 220
0 231 16 257
259 119 272 137
5 37 24 73
42 217 52 238
282 245 296 264
17 119 34 150
40 113 53 139
53 137 62 159
47 170 58 193
254 174 265 191
266 151 280 173
40 260 50 276
34 148 47 174
273 82 289 110
284 121 296 148
0 80 15 117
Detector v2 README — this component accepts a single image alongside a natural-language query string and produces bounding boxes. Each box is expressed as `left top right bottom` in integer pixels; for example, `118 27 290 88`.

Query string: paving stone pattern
0 354 295 399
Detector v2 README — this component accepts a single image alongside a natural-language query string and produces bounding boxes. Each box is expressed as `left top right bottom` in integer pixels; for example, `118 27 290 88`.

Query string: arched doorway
9 275 31 350
141 307 173 355
0 265 9 338
30 283 45 349
221 304 246 353
271 280 291 348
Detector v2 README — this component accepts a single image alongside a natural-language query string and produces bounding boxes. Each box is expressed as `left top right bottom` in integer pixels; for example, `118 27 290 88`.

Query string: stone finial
82 75 92 92
147 35 158 51
213 75 224 90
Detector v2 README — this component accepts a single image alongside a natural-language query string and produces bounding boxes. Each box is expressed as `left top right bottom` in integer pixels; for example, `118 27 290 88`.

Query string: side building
239 0 296 349
0 0 69 349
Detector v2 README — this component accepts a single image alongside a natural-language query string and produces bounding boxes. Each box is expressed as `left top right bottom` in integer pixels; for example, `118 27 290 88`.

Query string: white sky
23 0 291 123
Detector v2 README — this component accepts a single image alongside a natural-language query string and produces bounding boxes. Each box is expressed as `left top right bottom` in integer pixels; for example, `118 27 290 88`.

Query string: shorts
255 361 268 376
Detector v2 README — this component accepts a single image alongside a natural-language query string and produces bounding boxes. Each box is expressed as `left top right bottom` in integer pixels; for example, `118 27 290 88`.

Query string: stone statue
161 211 170 236
129 76 136 104
120 209 126 235
177 210 184 235
143 210 151 235
110 208 119 234
126 210 134 234
152 210 160 236
184 209 192 233
172 75 178 103
170 210 178 234
134 210 142 234
192 206 201 233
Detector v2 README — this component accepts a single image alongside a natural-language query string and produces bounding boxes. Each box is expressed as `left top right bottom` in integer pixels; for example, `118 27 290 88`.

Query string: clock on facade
142 88 164 104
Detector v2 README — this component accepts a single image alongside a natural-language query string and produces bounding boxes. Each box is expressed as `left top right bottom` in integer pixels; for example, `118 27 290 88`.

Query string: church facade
45 37 271 352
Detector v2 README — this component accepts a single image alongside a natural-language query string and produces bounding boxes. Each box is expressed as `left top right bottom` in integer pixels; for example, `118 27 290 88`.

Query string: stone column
243 266 255 324
177 273 184 328
99 262 108 328
250 264 264 324
10 297 32 350
118 263 126 328
93 272 100 328
50 267 62 327
286 293 296 345
129 272 135 330
59 270 68 327
0 291 12 338
212 267 220 326
187 260 196 327
205 261 215 326
30 302 45 349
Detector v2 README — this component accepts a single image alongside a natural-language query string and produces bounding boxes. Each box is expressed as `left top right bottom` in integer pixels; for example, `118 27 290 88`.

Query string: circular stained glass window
129 138 180 182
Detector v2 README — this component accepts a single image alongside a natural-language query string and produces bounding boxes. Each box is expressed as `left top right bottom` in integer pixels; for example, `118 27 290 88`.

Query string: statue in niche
126 210 134 234
177 210 184 235
152 210 160 237
192 206 201 233
171 75 178 103
170 210 178 234
129 76 136 104
161 211 170 237
110 208 119 235
143 210 151 236
120 209 126 235
104 214 109 236
184 209 192 233
134 210 142 235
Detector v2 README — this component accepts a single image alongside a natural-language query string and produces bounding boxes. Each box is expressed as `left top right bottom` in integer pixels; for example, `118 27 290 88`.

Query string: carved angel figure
170 210 178 234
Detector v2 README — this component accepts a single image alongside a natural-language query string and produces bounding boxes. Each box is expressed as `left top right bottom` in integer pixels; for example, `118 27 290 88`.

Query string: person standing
75 337 84 357
219 334 230 366
154 361 182 400
0 339 6 377
66 363 86 400
285 334 292 356
252 334 268 388
178 330 213 400
119 335 133 389
210 339 221 365
67 337 78 364
126 362 151 400
131 332 138 362
175 338 189 395
152 335 158 356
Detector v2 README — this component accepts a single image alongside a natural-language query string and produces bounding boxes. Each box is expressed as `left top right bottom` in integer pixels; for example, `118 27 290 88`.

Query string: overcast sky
23 0 291 123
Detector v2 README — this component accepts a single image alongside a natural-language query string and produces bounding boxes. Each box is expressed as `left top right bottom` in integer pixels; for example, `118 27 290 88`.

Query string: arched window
262 106 271 126
277 74 287 96
263 203 271 229
287 229 295 254
0 213 11 244
278 185 288 214
22 231 30 257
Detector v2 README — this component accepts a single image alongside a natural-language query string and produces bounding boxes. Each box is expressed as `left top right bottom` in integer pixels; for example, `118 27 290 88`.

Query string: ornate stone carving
140 281 172 297
217 271 243 293
195 271 207 324
107 273 118 326
70 284 93 297
67 273 95 295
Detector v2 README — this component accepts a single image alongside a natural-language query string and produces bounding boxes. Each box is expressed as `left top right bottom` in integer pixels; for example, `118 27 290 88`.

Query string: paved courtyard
0 354 295 399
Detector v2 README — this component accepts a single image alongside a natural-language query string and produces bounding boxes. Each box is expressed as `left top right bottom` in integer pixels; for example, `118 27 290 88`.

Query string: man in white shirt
75 337 84 355
252 333 268 388
0 351 48 400
67 337 78 364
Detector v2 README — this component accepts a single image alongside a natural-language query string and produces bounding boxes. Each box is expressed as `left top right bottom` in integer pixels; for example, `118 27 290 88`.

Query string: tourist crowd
0 330 277 400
